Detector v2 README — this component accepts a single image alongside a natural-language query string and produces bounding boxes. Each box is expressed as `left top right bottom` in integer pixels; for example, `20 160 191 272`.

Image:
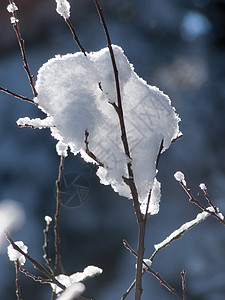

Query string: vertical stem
8 0 38 97
15 260 23 300
54 155 65 275
94 1 145 299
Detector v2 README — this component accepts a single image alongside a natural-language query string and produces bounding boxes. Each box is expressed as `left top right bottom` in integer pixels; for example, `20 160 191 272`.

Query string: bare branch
43 221 54 274
54 155 65 275
19 267 52 284
0 86 35 104
15 260 23 300
64 18 86 56
179 181 225 225
8 0 38 97
122 240 182 300
181 269 186 300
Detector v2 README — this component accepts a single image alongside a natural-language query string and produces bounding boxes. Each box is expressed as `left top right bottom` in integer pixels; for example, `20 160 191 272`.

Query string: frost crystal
174 171 186 185
7 241 28 265
18 45 180 214
55 0 70 19
7 2 18 13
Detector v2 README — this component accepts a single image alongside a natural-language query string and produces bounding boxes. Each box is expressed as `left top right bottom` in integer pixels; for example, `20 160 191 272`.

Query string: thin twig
15 260 23 300
8 0 38 97
19 267 52 284
171 134 183 144
94 2 144 299
65 18 86 56
43 221 54 274
180 181 225 225
84 130 104 167
123 240 182 300
181 269 186 300
54 155 65 275
5 231 66 291
0 86 35 104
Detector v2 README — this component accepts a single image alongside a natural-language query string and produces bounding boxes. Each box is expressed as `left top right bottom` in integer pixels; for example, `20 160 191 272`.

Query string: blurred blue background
0 0 225 299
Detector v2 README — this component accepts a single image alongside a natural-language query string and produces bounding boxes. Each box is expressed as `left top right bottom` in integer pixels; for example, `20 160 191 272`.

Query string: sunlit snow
18 45 180 214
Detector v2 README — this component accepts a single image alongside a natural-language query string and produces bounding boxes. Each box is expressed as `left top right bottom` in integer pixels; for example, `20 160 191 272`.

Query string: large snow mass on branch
17 46 180 214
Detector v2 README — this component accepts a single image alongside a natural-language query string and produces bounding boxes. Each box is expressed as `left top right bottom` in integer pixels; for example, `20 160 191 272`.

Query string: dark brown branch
179 181 225 225
181 269 186 300
8 0 38 97
94 2 144 298
0 86 35 104
171 134 183 144
5 231 66 291
15 261 23 300
84 130 104 167
65 18 86 56
123 240 182 300
54 155 65 275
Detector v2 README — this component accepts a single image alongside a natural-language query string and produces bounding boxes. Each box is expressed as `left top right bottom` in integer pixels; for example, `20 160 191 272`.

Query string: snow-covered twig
5 231 66 291
54 155 65 275
0 86 35 104
122 239 182 300
150 209 210 261
7 0 38 97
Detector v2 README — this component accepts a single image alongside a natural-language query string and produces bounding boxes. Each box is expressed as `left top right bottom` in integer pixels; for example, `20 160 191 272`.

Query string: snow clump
18 45 180 214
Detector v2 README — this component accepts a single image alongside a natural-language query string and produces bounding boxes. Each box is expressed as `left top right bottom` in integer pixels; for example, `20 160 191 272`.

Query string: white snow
7 241 28 265
57 283 85 300
55 0 70 19
18 45 180 214
0 200 25 247
10 17 19 24
17 116 54 129
174 171 186 185
154 209 210 251
51 265 103 294
56 141 68 157
7 2 18 13
44 215 52 225
135 258 152 270
199 183 207 190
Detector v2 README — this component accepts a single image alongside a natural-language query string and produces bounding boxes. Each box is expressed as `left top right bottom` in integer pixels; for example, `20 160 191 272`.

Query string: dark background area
0 0 225 299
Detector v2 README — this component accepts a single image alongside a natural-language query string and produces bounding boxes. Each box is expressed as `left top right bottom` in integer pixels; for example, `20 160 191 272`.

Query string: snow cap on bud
56 141 68 157
44 215 52 225
7 2 18 13
55 0 70 19
174 171 186 186
7 241 28 265
199 183 207 191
